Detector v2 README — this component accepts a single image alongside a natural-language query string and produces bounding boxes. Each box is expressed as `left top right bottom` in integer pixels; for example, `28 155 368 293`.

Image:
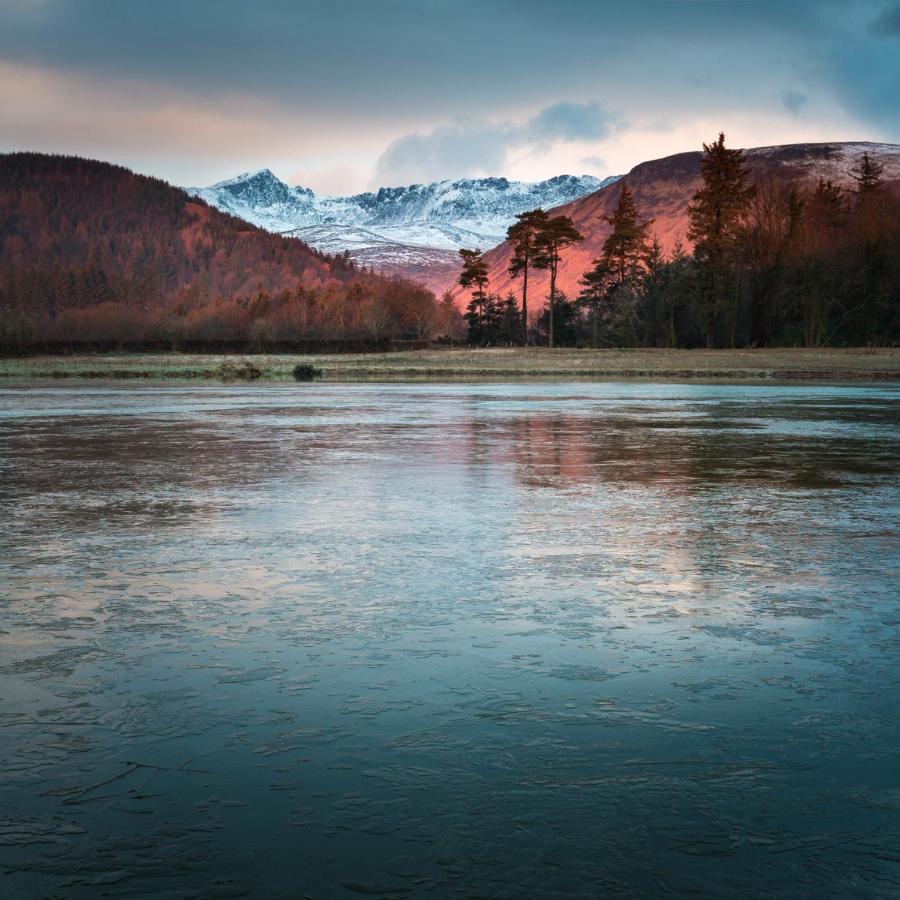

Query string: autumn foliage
0 153 461 347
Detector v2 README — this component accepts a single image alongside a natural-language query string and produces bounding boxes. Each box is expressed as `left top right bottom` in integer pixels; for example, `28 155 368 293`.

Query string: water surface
1 382 899 898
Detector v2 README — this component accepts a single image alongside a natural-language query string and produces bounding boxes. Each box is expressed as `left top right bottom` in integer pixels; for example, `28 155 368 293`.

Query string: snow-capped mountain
188 170 615 244
185 170 618 290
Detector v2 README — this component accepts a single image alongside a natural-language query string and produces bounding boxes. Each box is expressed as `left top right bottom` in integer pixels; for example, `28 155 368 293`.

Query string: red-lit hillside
472 142 900 305
0 153 448 343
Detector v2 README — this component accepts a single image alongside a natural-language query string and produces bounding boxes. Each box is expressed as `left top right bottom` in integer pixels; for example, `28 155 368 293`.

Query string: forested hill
478 142 900 304
453 139 900 348
0 153 451 345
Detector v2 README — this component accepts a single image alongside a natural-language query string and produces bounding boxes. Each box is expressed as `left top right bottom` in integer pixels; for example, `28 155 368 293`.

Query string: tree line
0 276 462 348
458 134 899 348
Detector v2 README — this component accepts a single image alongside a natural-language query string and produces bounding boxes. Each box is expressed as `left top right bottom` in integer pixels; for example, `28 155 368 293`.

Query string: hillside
0 153 447 345
476 142 900 304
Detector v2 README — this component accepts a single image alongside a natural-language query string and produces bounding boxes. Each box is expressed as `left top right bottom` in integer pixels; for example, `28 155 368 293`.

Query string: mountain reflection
459 404 900 491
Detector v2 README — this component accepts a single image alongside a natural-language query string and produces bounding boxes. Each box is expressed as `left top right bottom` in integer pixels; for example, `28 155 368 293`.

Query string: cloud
782 90 809 115
871 3 900 35
0 59 386 187
1 0 896 187
375 101 621 185
375 120 513 186
525 101 617 145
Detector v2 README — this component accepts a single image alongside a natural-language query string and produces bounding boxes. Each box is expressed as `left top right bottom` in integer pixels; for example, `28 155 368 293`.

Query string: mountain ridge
189 170 613 238
186 170 618 292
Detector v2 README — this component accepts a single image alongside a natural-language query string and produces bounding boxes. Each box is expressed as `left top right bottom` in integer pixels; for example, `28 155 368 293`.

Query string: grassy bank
1 347 899 382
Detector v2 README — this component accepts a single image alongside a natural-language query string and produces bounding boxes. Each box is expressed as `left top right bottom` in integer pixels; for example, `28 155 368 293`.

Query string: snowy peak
352 174 611 235
337 174 610 234
191 169 315 226
185 171 616 245
210 167 278 188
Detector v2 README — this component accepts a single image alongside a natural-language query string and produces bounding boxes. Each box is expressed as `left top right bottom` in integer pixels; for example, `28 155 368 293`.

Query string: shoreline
1 347 899 383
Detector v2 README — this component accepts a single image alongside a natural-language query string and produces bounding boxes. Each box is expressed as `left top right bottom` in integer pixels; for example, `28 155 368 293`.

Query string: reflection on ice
1 382 899 897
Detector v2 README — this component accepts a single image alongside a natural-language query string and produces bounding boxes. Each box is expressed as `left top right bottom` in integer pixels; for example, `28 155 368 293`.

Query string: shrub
292 363 322 381
214 360 263 380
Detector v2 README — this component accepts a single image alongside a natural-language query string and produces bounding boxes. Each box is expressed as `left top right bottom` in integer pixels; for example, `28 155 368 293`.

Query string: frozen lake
1 381 899 898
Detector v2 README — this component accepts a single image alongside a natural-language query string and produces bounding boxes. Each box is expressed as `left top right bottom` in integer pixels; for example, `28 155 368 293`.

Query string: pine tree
851 152 885 197
458 248 490 344
484 293 506 345
499 292 522 345
533 216 583 348
506 208 548 345
687 132 755 347
638 238 666 347
602 184 653 287
850 152 889 342
577 258 611 347
577 185 652 347
661 239 696 348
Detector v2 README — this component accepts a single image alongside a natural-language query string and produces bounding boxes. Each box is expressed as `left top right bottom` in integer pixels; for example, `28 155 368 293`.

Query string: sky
1 0 899 194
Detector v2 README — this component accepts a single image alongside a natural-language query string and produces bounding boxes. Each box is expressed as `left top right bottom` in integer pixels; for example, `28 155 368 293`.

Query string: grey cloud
375 102 621 185
815 6 900 129
1 0 897 183
0 0 865 123
375 121 513 186
871 3 900 34
782 90 809 115
526 102 617 144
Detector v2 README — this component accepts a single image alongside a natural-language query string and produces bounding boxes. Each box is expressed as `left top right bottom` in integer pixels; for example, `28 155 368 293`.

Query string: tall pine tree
850 152 889 342
458 248 491 345
534 216 583 348
687 133 755 347
506 208 548 345
602 184 653 287
578 184 652 346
